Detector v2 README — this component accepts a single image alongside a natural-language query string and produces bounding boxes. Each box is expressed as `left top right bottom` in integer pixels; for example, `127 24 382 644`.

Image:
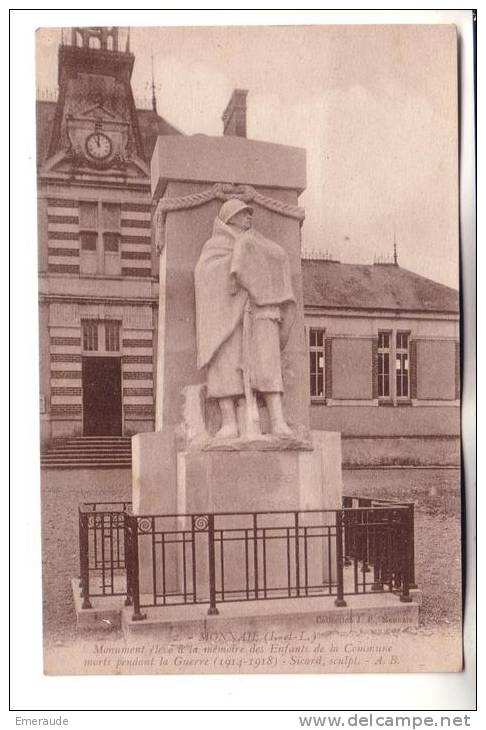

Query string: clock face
85 132 112 161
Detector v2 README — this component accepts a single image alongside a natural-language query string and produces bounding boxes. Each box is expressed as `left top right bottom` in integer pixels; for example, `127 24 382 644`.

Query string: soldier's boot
215 397 239 439
265 392 293 437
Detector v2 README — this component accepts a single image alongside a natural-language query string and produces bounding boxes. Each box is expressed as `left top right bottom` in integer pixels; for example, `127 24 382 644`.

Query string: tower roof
37 27 182 168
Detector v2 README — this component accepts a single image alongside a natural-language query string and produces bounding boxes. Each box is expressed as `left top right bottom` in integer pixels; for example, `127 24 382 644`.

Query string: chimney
222 89 248 137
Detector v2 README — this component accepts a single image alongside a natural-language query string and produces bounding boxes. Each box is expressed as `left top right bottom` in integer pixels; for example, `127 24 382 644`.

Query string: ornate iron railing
78 497 416 619
342 496 416 592
78 501 132 609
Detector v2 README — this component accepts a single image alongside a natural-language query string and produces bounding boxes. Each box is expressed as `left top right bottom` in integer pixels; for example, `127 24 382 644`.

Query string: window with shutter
396 332 410 399
309 328 326 399
378 331 392 399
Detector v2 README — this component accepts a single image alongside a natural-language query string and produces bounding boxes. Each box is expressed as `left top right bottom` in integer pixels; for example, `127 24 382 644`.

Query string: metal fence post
399 509 412 603
334 510 347 607
371 520 384 592
79 509 92 609
123 512 133 606
358 500 371 573
207 514 219 615
408 504 417 588
78 508 83 590
294 512 301 597
129 515 146 620
342 497 352 566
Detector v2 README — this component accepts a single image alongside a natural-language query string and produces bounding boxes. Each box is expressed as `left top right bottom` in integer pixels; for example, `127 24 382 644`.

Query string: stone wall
310 403 460 436
341 435 460 467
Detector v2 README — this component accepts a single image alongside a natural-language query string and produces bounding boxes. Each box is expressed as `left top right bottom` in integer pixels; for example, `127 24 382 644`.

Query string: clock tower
37 28 181 445
44 26 147 176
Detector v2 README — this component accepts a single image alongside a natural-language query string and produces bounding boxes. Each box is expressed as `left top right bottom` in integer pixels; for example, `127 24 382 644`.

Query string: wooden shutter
325 338 332 399
409 339 417 399
371 337 378 399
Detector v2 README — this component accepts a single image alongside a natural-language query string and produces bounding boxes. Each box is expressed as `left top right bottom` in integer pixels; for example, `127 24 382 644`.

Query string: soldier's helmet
218 198 254 224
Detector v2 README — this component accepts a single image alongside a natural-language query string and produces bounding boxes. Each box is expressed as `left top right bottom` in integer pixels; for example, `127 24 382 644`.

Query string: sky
36 23 459 288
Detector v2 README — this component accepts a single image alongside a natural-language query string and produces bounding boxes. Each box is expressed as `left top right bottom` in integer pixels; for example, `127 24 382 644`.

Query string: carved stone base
200 431 313 452
176 431 343 597
178 430 342 514
132 430 342 601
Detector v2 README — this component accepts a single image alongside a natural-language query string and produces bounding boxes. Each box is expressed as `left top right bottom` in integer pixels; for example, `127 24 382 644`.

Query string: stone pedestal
132 429 179 594
175 431 342 599
132 429 177 515
178 431 342 514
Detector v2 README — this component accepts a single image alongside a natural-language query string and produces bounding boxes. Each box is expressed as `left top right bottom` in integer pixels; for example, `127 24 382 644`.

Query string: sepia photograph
29 17 470 685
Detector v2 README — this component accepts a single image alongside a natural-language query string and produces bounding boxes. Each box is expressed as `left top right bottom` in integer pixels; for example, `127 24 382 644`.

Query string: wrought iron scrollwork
193 515 209 532
137 517 152 534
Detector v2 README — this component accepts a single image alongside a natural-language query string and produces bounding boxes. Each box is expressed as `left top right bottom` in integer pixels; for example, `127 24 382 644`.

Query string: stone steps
41 436 132 470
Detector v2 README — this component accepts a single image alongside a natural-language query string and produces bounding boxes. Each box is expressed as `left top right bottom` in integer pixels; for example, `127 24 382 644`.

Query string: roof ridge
301 259 458 294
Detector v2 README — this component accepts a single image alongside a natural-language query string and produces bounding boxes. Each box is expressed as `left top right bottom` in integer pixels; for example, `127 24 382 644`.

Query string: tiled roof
302 259 459 313
36 100 181 166
136 108 181 161
36 101 57 167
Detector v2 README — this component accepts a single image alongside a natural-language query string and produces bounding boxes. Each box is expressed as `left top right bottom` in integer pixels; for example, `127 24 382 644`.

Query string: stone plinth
132 429 177 515
175 431 342 599
132 429 178 594
122 593 421 647
178 431 342 514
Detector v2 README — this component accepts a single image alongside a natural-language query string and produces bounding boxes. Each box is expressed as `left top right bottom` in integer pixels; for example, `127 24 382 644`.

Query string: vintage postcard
35 22 464 677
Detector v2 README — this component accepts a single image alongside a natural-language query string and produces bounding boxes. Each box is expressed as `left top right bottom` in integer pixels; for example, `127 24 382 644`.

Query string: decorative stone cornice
154 182 305 253
39 293 158 307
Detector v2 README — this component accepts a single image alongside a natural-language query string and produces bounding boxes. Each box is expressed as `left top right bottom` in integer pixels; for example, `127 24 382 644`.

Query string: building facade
302 258 460 465
37 30 460 466
37 29 180 444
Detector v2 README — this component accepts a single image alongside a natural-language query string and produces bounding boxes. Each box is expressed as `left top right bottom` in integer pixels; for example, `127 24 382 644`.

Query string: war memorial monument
86 121 416 634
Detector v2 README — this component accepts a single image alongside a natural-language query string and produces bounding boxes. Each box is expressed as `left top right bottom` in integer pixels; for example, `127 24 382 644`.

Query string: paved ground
343 468 462 628
41 468 132 636
41 467 462 642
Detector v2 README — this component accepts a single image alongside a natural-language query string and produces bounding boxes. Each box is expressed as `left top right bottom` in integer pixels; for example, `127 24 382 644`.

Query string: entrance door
82 356 122 436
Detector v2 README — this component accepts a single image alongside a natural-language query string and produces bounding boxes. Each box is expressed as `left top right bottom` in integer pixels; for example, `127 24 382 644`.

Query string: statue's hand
229 272 239 296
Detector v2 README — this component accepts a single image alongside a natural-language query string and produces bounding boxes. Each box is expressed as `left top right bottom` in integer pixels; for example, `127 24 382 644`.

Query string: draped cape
195 217 296 370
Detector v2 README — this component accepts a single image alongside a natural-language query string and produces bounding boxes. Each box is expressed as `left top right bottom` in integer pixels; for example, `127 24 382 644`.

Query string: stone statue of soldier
195 199 296 439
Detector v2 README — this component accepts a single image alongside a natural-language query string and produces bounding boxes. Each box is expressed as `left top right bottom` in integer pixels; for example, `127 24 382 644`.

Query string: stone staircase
41 436 132 470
